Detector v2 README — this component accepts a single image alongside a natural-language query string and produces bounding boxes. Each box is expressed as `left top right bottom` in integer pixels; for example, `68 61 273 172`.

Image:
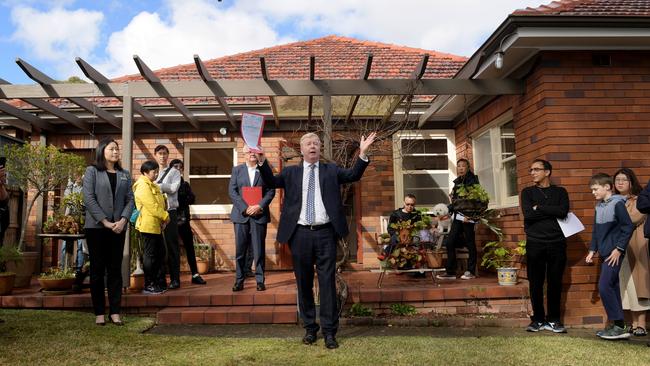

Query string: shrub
349 303 373 317
390 303 417 316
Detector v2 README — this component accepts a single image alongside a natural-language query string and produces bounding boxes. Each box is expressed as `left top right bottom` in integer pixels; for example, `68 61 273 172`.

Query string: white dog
432 203 451 234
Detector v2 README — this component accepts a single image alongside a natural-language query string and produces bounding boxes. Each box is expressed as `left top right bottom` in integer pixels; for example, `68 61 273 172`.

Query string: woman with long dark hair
82 138 134 326
613 167 650 336
437 158 480 281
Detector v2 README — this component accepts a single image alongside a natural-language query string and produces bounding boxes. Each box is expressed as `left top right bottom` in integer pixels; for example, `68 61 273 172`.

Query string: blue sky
0 0 544 84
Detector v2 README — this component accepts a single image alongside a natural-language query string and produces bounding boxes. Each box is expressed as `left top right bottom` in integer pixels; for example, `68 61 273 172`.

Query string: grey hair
300 132 321 145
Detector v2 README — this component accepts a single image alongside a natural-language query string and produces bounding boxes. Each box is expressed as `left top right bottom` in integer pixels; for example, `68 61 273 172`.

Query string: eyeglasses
529 168 545 173
614 178 629 183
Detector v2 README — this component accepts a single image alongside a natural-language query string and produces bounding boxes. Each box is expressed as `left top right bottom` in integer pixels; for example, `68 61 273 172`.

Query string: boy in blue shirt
586 173 634 340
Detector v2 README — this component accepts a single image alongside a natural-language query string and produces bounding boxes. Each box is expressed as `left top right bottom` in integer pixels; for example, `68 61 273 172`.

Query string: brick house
1 0 650 326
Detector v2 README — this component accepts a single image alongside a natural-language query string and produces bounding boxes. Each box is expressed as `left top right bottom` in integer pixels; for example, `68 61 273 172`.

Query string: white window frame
184 142 237 215
471 110 518 208
393 130 457 211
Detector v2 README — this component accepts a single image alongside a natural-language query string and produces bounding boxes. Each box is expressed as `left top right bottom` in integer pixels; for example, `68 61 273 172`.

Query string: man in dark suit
257 132 376 349
229 146 275 291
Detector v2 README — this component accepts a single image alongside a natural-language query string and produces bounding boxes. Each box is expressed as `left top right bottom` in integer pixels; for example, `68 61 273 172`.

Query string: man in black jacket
257 132 375 349
521 159 569 333
636 178 650 347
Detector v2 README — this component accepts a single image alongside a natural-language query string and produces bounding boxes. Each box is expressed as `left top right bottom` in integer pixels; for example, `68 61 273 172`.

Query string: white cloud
9 4 104 78
96 0 294 78
232 0 544 57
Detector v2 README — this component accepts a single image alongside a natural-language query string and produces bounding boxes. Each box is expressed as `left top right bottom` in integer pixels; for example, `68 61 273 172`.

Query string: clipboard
242 186 262 206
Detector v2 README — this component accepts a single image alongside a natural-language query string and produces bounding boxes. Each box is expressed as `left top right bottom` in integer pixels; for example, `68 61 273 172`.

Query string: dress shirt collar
303 160 319 169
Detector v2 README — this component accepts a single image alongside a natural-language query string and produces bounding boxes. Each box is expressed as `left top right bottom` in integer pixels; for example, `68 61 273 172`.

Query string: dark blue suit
258 157 369 336
229 163 275 284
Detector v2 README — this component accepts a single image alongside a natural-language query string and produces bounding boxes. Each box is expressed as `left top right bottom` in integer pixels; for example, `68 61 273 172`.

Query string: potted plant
38 267 76 291
379 220 426 270
481 239 526 286
194 242 211 275
0 245 22 295
128 227 145 292
452 183 490 219
3 144 85 287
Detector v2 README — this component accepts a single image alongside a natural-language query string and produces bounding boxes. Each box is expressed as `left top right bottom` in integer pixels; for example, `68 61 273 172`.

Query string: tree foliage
2 144 86 250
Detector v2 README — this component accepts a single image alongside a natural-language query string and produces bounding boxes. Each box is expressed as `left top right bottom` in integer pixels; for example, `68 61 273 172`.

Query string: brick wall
459 51 650 326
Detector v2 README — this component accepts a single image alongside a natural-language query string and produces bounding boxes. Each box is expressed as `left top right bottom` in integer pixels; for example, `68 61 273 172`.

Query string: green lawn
1 309 649 365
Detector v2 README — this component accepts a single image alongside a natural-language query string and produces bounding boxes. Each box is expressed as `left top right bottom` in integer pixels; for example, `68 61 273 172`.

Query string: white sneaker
460 271 475 280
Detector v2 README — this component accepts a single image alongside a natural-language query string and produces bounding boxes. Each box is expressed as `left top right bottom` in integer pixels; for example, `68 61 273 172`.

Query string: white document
453 212 475 224
557 212 585 238
241 112 265 152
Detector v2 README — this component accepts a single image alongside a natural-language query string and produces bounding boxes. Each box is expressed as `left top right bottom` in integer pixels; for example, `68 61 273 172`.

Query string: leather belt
297 223 332 231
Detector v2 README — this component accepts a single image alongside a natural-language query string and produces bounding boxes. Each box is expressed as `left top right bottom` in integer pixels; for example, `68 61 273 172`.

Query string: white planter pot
497 267 518 286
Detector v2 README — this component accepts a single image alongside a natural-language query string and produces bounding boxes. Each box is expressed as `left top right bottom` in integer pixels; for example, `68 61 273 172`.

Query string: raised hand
359 132 377 158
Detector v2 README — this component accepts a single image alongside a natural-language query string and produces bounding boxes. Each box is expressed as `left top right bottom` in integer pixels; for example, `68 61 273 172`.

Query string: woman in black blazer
82 138 134 326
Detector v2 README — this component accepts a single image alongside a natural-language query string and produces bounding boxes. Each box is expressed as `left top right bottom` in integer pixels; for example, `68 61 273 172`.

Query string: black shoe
256 283 266 291
168 280 180 290
191 275 207 285
232 282 244 292
324 335 339 349
245 272 255 278
302 330 318 345
526 321 545 332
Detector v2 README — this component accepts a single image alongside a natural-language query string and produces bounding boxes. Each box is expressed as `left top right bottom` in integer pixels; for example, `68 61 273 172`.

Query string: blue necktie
306 164 316 224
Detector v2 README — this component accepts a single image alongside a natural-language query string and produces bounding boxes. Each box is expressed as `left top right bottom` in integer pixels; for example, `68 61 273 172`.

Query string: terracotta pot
0 272 16 295
38 277 75 290
196 259 209 275
129 273 144 291
7 251 38 288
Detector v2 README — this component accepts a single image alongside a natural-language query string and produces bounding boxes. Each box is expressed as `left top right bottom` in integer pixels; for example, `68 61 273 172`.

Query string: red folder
242 186 262 206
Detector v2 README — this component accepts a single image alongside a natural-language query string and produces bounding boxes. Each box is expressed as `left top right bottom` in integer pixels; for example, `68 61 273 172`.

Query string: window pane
500 121 515 160
403 173 449 191
403 188 449 206
473 132 496 201
504 158 518 197
402 156 447 170
189 149 233 175
401 139 447 154
190 178 231 205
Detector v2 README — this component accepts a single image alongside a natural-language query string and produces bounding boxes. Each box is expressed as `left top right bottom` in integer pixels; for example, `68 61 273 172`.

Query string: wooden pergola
0 54 523 170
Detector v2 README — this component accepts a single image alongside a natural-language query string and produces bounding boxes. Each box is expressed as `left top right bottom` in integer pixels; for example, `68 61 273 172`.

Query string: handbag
129 208 140 225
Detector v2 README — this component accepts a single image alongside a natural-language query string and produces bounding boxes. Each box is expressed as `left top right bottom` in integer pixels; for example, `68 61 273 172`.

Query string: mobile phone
0 156 5 170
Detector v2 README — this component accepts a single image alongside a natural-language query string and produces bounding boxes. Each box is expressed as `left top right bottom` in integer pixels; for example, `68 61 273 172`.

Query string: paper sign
557 212 585 238
241 112 265 152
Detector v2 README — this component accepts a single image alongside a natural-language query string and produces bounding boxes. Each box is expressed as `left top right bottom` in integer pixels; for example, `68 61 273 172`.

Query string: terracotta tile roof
113 35 467 83
513 0 650 16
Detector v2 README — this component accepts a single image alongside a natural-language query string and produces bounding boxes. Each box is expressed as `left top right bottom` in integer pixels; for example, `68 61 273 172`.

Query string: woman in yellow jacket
134 160 170 294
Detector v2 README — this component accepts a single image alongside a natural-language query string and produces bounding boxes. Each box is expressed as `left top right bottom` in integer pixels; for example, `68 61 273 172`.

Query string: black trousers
141 232 165 288
178 222 199 275
234 221 267 284
526 239 567 323
290 225 338 336
162 210 180 283
85 228 125 316
444 219 477 275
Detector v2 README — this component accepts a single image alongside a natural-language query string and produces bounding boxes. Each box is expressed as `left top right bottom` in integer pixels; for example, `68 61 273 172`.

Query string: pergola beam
260 56 280 128
307 55 315 123
75 57 163 131
133 55 200 130
193 54 236 128
382 54 429 123
0 78 89 132
16 58 121 129
0 79 524 99
346 54 373 123
0 101 36 132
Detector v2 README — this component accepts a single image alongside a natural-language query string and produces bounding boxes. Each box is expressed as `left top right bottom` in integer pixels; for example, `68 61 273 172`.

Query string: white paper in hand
557 212 585 238
241 112 265 152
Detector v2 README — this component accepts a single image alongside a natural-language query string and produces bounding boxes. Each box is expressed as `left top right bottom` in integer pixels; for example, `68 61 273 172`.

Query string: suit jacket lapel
318 162 325 197
253 170 260 186
241 164 252 187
